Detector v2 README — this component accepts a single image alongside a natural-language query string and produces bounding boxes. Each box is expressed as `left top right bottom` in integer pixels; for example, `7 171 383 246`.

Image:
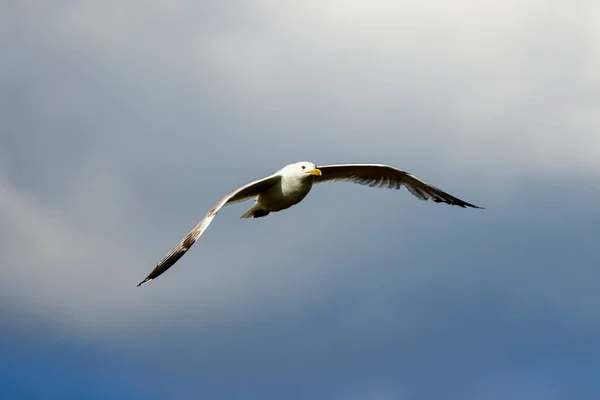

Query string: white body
256 167 314 212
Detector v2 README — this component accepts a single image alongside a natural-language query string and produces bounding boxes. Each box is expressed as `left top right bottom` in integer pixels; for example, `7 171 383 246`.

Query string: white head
279 161 322 178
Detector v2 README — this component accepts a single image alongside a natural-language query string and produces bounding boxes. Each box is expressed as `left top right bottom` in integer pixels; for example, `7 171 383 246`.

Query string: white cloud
7 0 600 179
202 0 600 175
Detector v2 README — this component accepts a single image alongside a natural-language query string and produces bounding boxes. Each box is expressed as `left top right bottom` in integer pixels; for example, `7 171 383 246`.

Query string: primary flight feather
137 162 482 287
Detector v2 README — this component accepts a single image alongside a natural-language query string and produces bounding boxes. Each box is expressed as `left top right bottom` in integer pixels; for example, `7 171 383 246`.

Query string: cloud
5 1 599 183
2 1 600 398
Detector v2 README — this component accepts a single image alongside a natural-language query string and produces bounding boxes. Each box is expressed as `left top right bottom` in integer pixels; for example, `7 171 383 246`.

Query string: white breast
258 175 313 212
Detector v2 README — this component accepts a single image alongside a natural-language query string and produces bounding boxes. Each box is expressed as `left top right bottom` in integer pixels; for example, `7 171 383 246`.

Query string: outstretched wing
137 174 281 287
314 164 482 208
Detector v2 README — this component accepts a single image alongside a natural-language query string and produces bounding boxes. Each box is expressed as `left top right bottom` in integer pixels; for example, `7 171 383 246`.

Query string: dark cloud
1 1 600 398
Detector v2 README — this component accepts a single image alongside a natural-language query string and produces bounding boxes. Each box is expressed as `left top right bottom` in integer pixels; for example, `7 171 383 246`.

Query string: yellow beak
307 168 322 176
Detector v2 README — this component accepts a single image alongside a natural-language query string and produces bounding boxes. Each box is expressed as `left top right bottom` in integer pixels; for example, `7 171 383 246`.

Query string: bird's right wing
137 174 281 287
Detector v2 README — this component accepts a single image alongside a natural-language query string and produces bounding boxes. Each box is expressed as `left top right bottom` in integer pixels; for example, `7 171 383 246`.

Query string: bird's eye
301 165 306 170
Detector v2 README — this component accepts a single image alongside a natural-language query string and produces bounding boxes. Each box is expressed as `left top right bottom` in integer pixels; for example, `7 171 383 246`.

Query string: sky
2 1 600 399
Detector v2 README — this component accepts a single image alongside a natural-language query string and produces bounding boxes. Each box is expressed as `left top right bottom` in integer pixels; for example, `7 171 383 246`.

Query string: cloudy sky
2 1 600 398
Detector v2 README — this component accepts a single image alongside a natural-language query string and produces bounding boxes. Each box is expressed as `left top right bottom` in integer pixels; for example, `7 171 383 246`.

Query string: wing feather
314 164 482 208
137 174 281 287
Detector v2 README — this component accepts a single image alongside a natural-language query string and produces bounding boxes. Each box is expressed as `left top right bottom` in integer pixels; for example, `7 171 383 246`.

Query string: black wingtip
469 202 485 209
458 199 485 209
463 203 484 209
137 277 152 287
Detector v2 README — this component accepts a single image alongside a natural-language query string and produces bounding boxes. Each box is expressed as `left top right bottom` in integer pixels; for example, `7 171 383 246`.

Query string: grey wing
137 174 281 287
314 164 482 208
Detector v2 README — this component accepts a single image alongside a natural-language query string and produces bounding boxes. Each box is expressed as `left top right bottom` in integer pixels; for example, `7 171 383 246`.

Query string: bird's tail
240 204 270 218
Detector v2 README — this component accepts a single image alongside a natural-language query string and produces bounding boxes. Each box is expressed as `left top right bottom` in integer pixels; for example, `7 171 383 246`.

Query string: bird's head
281 161 322 178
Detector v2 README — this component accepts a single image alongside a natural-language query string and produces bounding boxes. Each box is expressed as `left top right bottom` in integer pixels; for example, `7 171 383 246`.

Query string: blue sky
2 1 600 399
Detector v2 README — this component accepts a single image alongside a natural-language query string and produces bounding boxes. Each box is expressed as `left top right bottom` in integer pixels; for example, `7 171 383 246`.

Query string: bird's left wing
314 164 482 208
137 174 281 287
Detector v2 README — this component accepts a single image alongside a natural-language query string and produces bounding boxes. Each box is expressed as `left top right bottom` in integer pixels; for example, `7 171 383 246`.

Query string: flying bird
137 162 482 287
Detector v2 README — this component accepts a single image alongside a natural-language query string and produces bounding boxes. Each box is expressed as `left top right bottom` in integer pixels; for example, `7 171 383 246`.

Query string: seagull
137 162 482 287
